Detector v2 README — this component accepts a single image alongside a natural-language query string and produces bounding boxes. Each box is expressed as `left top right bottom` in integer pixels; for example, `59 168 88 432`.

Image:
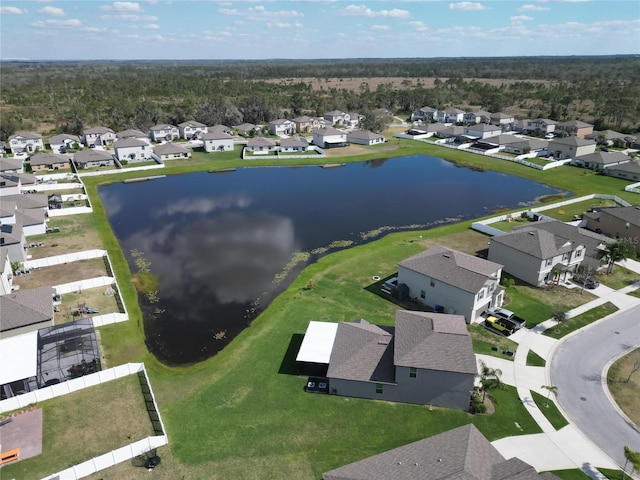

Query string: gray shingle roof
114 138 148 149
558 120 593 128
0 286 54 332
178 120 207 128
49 133 80 144
116 129 146 139
280 137 308 148
84 126 114 135
394 311 477 374
606 160 640 175
549 136 595 147
399 245 502 294
16 208 46 227
9 131 42 141
233 123 257 132
347 130 384 141
3 193 48 210
269 118 293 125
323 423 553 480
203 131 233 141
153 142 189 155
466 124 501 133
314 127 345 136
247 137 276 148
595 206 640 228
29 152 69 167
574 151 629 165
0 222 23 245
208 124 233 134
0 157 24 172
150 124 177 131
74 149 114 164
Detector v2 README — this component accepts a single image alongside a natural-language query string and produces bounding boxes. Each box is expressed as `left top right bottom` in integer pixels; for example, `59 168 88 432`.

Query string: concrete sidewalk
481 259 640 478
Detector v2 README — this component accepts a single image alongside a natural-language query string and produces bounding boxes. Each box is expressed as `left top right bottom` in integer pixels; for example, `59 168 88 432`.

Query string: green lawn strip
543 302 619 339
596 267 640 291
503 276 597 328
469 324 517 361
530 390 569 430
539 197 622 222
628 288 640 298
606 347 640 427
1 375 155 480
598 468 635 480
548 469 593 480
526 350 546 367
490 218 531 232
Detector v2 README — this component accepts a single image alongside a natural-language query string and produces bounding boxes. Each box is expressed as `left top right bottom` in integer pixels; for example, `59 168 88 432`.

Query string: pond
99 155 563 365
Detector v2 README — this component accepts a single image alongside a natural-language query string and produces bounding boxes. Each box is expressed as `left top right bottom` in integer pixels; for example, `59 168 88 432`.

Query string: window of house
477 290 484 300
575 249 582 258
409 367 417 378
562 253 570 262
430 278 435 287
376 384 383 394
545 258 553 267
420 290 426 299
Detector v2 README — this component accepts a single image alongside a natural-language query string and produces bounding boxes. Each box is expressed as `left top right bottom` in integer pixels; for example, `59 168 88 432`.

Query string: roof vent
442 254 450 258
528 232 536 236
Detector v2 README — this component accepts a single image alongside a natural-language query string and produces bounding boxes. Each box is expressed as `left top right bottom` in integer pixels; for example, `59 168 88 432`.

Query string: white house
153 142 192 160
548 136 596 159
436 108 465 124
178 121 208 140
8 131 44 155
463 110 491 125
312 127 347 149
116 129 148 141
0 247 13 296
113 138 152 162
0 174 21 197
489 112 515 126
0 157 24 174
149 124 179 143
73 150 115 169
345 112 363 128
463 124 501 140
347 130 385 146
502 138 549 156
411 106 438 123
269 119 296 136
208 124 234 136
203 131 234 153
233 123 260 136
571 151 630 170
396 245 504 323
48 133 80 153
0 222 26 264
17 209 47 236
324 110 355 127
523 119 556 135
83 126 116 148
245 137 276 154
279 136 309 152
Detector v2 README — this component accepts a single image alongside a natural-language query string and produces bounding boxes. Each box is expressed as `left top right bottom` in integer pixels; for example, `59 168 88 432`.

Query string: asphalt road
550 305 640 468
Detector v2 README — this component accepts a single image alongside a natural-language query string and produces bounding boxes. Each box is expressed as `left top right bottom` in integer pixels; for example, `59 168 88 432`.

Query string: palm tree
479 360 502 401
622 446 640 479
604 241 634 275
541 385 558 407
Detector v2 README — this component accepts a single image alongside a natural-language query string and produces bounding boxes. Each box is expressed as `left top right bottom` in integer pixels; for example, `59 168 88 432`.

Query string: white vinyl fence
24 249 107 269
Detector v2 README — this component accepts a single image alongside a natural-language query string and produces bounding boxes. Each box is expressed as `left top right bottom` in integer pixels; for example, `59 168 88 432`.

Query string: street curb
601 347 640 435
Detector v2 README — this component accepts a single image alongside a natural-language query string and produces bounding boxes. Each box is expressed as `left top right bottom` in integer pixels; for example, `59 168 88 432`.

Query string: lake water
99 155 562 365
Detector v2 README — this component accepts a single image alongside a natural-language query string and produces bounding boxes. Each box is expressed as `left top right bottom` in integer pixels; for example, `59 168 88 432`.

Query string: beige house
605 160 640 182
153 142 192 160
548 136 596 159
397 245 504 323
29 152 70 171
556 120 593 139
73 150 114 169
584 206 640 255
268 119 296 136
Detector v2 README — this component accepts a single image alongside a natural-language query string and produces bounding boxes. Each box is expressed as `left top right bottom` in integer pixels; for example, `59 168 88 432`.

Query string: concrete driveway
550 304 640 468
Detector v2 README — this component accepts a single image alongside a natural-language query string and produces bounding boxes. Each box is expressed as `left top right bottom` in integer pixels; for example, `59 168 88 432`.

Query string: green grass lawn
543 302 619 339
607 347 640 427
599 468 635 480
549 470 592 480
526 350 546 367
628 288 640 298
596 267 640 290
540 197 622 222
531 390 568 430
469 324 518 361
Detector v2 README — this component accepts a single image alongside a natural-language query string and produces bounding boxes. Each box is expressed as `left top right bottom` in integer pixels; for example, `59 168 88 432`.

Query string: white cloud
100 13 158 21
100 2 143 12
267 21 303 28
371 24 390 31
81 26 107 32
0 6 24 14
341 4 410 18
32 18 82 28
409 20 428 31
449 2 487 11
38 6 65 16
144 23 160 29
518 4 549 11
511 15 533 24
219 8 239 15
246 6 303 18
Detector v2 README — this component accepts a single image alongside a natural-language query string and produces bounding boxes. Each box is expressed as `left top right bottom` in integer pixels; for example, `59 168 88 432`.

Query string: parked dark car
573 275 600 289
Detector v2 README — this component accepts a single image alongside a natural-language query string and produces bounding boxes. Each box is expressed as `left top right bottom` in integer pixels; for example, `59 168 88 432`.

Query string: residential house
523 118 556 135
0 141 5 155
292 116 324 134
114 138 152 162
436 107 465 124
0 157 24 174
555 120 594 139
463 109 491 125
324 110 350 127
411 106 438 122
312 127 347 149
116 129 148 141
0 286 54 339
489 112 515 126
488 220 609 286
73 149 114 169
302 310 476 410
571 151 630 170
548 136 596 159
16 209 46 236
605 159 640 182
279 136 309 152
0 247 13 296
208 124 234 136
0 200 16 224
584 206 640 256
28 152 70 171
149 124 179 143
233 123 260 136
269 119 296 136
8 131 44 155
585 130 636 147
323 423 560 480
83 126 116 148
0 223 26 263
435 126 465 142
347 130 385 146
503 138 549 156
345 112 363 128
48 133 80 153
153 142 192 160
3 193 48 212
203 131 234 153
178 120 208 140
397 245 504 322
245 137 276 154
463 123 501 140
406 123 448 137
0 174 22 197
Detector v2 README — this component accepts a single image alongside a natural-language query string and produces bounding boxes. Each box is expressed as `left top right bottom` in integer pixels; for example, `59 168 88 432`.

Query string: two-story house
116 129 148 141
555 120 594 139
323 110 350 127
396 245 504 323
436 108 465 124
48 133 81 153
312 127 347 149
292 116 324 133
411 106 438 123
489 112 515 126
523 118 556 135
178 121 208 140
9 131 44 155
584 206 640 256
463 110 491 125
113 138 152 162
268 119 296 136
548 136 596 159
83 126 116 148
463 124 502 140
203 131 234 152
149 124 179 143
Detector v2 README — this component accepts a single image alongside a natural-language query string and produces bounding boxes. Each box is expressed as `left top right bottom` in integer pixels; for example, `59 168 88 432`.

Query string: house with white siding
323 110 350 127
347 130 385 146
312 127 347 149
48 133 81 153
548 136 596 159
114 138 152 162
571 151 630 170
73 149 115 169
0 222 27 264
203 131 234 153
489 112 515 126
411 106 438 122
246 137 276 154
83 127 116 148
523 119 556 135
149 124 179 143
0 247 13 296
279 136 309 152
116 129 148 142
8 132 44 155
463 110 491 125
178 121 208 140
0 157 24 174
269 119 296 136
153 142 192 160
436 108 465 124
397 245 504 323
208 124 234 136
463 124 502 140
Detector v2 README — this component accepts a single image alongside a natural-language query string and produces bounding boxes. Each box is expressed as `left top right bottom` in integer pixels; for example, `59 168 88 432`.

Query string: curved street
550 304 640 468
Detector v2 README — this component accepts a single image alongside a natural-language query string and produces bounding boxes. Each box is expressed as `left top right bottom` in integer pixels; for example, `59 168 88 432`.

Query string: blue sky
1 1 638 60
